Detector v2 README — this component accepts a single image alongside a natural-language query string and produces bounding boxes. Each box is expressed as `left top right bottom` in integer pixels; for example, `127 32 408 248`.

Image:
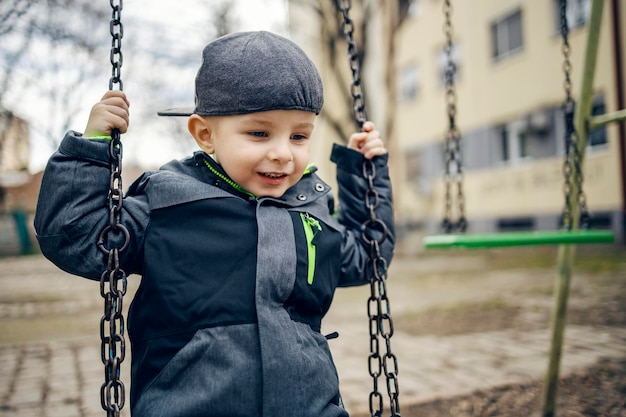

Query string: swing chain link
97 0 128 415
109 0 124 91
558 0 589 230
362 162 400 417
442 0 466 233
336 1 400 416
337 0 368 127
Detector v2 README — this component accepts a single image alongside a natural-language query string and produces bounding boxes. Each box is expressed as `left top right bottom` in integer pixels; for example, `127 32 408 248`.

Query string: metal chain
336 1 400 416
108 0 124 91
442 0 466 233
336 0 368 127
96 0 128 415
558 0 589 230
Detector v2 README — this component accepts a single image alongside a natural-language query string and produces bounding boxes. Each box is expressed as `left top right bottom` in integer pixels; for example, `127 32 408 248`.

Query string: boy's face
193 110 315 198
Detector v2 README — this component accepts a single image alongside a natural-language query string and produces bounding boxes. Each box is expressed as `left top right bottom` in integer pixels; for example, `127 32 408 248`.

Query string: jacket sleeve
330 143 395 287
34 131 149 280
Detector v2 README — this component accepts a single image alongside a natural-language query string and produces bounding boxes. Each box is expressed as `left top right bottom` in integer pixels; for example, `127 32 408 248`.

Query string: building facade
290 0 625 245
0 108 35 255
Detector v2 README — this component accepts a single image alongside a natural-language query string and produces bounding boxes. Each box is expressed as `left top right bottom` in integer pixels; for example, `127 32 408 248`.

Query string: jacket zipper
202 158 257 199
300 212 321 285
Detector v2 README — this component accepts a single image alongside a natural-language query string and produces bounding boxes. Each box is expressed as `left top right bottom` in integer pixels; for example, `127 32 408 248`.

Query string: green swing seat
423 229 615 249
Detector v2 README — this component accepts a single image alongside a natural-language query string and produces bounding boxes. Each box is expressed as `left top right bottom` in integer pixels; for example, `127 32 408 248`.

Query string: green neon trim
303 163 316 175
86 135 113 141
300 212 321 285
203 159 257 199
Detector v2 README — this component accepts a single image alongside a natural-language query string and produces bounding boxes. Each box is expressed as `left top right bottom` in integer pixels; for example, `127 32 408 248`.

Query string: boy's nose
268 139 293 163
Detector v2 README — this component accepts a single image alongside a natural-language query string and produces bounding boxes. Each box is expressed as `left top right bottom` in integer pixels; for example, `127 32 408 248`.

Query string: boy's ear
188 115 215 154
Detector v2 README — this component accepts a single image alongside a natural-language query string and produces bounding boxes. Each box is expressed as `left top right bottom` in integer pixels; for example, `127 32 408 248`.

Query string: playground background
387 244 626 416
1 244 624 416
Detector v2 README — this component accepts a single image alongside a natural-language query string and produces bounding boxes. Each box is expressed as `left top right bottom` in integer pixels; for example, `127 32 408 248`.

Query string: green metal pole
589 108 626 129
542 1 605 416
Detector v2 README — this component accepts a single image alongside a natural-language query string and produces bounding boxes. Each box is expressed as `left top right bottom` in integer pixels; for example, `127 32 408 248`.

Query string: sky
13 0 288 172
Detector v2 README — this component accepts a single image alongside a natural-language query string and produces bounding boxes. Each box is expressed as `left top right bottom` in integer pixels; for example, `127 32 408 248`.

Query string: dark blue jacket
34 131 395 417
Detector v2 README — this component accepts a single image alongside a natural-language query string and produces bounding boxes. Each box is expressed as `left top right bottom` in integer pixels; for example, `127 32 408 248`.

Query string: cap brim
157 107 195 117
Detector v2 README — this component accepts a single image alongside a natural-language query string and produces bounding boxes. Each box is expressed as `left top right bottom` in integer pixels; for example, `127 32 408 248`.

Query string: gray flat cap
159 31 324 117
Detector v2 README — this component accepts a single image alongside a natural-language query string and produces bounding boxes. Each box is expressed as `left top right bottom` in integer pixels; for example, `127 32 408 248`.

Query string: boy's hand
347 121 387 159
84 90 130 137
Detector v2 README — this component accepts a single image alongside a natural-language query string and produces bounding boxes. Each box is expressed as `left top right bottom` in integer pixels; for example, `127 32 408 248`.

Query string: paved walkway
333 323 626 415
1 254 625 417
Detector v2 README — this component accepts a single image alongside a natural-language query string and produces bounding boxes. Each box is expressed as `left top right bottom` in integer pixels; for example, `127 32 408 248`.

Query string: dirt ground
1 244 624 416
390 244 626 417
403 357 626 417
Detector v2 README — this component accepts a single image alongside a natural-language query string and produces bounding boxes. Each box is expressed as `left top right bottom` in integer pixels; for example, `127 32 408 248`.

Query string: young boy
35 31 394 417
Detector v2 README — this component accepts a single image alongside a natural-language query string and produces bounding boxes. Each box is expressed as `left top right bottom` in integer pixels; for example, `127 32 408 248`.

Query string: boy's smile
259 172 289 185
191 110 316 198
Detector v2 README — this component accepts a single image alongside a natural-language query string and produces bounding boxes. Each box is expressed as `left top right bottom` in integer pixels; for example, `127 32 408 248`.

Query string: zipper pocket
300 212 322 285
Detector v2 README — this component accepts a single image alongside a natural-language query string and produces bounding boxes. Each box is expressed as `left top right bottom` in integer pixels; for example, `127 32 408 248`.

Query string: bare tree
0 0 110 150
288 0 411 148
212 0 240 38
0 0 245 167
289 0 368 144
154 0 240 155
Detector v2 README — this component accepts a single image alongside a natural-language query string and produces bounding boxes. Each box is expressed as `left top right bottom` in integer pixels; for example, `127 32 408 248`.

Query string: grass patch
394 298 529 337
471 246 626 273
0 293 72 304
0 312 101 344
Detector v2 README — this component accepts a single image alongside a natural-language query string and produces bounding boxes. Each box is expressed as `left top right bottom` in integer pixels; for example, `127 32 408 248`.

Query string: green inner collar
202 158 316 200
202 158 257 199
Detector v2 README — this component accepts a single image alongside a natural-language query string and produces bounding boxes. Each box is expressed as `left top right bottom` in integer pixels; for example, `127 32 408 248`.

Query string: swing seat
423 229 615 249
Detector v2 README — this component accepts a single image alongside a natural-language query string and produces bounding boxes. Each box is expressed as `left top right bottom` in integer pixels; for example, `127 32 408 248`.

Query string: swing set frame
544 2 623 416
424 0 617 250
425 2 622 416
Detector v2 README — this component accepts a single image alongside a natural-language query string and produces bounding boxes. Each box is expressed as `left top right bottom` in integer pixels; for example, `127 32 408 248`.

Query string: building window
553 0 590 31
497 217 535 232
398 64 420 102
500 127 510 161
399 0 420 20
437 43 461 86
498 120 529 164
589 99 607 147
491 9 523 60
587 213 612 230
407 0 420 17
518 132 529 158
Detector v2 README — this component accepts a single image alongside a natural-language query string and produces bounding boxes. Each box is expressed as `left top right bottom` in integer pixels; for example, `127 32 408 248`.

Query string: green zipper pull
300 212 321 285
304 213 321 232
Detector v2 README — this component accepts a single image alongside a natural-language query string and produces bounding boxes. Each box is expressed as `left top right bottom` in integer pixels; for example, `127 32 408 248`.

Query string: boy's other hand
84 90 130 137
347 121 387 159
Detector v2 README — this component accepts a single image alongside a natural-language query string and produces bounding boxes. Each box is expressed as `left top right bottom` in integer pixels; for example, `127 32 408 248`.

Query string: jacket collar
192 151 330 207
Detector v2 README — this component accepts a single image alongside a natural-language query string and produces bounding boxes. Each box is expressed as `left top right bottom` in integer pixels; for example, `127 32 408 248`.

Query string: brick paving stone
9 378 43 407
45 403 81 417
0 406 40 417
80 389 105 416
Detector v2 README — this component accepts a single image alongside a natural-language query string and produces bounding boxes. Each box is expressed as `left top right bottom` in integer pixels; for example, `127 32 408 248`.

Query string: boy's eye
249 131 268 138
291 134 308 141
